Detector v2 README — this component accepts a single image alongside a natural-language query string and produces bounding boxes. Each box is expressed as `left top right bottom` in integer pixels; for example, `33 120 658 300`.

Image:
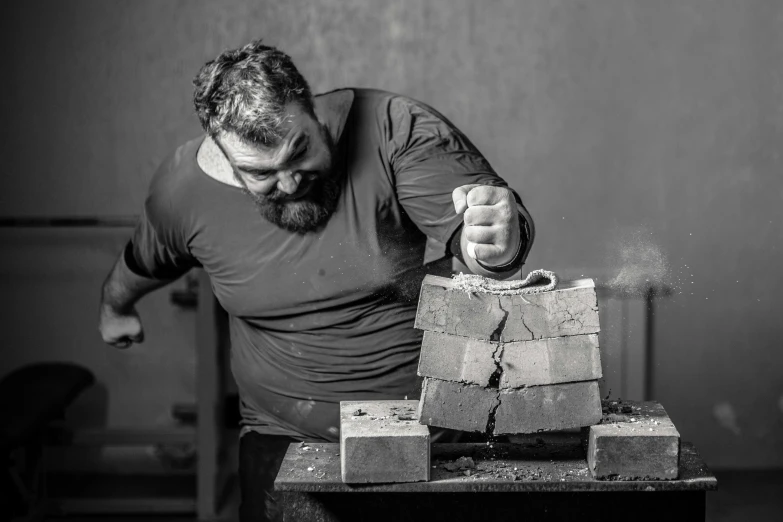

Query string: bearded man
99 40 534 521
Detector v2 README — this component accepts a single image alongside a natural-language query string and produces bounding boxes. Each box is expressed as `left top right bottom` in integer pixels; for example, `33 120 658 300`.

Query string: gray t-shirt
130 88 531 441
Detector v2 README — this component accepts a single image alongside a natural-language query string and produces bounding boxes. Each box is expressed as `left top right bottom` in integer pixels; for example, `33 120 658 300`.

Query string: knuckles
463 202 515 227
465 187 515 218
466 186 500 207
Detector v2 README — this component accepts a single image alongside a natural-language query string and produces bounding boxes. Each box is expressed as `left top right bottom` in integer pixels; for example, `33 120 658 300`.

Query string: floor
31 469 779 521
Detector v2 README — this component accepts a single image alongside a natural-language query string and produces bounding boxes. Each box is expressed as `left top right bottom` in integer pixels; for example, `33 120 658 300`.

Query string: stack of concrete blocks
414 274 604 435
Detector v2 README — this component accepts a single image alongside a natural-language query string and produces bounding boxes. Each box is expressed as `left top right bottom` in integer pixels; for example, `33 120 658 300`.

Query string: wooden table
274 440 717 521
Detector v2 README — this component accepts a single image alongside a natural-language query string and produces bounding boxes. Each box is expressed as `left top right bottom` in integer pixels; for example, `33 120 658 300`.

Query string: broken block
587 401 680 480
417 378 498 433
414 275 600 341
340 400 430 483
501 334 602 387
417 331 499 386
417 331 602 387
494 380 602 434
418 378 602 435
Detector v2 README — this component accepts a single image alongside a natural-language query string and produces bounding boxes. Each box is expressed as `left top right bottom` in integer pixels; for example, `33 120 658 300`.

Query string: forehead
220 103 317 166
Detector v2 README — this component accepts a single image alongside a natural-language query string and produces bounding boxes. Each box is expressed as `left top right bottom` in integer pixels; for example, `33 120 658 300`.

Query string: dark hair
192 40 314 145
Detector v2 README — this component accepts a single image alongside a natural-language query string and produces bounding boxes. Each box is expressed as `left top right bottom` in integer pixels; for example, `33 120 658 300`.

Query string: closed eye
242 169 275 181
287 145 308 164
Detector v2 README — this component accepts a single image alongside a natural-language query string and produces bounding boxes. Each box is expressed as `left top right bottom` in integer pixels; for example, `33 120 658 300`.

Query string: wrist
475 214 528 273
100 301 128 317
476 241 523 272
100 285 136 315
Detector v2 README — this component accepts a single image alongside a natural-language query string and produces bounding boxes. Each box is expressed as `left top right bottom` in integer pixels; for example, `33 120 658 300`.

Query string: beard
237 126 341 234
240 174 341 234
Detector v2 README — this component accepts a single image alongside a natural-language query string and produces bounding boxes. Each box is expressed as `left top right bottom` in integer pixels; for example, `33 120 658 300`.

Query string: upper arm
385 96 526 246
128 158 199 280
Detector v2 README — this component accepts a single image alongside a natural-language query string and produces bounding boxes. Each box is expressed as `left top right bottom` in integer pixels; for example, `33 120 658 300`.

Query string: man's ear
313 89 355 143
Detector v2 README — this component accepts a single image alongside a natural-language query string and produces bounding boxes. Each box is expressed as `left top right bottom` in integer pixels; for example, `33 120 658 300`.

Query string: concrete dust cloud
604 227 671 297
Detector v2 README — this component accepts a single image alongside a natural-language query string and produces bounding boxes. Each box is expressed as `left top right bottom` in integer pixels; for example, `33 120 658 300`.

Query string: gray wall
1 0 781 468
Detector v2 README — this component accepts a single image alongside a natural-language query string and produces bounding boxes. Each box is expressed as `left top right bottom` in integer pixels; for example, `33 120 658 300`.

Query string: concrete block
587 401 680 480
418 378 602 435
417 378 497 433
340 400 430 483
417 331 602 387
415 275 599 341
494 381 603 434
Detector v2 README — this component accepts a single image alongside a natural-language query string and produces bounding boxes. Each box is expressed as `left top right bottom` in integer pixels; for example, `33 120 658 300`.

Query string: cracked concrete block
494 381 603 434
419 378 602 435
417 331 602 388
340 400 430 483
587 401 680 480
415 275 600 341
417 378 497 433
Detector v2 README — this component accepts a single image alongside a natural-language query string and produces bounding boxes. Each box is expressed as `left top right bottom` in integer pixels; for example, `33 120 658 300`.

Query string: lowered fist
452 184 520 268
99 304 145 349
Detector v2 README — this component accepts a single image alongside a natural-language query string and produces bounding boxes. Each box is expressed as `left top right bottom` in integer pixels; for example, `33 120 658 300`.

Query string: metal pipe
644 286 655 401
0 216 138 228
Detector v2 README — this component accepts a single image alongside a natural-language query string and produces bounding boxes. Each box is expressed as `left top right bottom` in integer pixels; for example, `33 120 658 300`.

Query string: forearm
100 246 176 312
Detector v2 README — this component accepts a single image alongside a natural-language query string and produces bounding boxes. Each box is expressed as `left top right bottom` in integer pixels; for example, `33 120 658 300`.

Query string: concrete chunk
340 400 430 483
417 378 497 433
415 275 599 341
494 381 602 434
418 331 602 387
417 331 498 387
587 401 680 480
501 334 602 387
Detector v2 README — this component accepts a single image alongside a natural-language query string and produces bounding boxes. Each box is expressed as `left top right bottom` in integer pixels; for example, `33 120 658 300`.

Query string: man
99 40 534 521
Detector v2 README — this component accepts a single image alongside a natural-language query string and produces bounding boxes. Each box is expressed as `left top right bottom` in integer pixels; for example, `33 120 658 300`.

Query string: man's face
215 103 340 233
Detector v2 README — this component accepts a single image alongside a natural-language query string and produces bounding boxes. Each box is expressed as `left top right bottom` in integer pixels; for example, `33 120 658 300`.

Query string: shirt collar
313 89 355 145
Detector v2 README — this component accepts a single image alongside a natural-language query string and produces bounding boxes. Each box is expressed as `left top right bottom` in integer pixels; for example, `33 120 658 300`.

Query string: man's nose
277 171 302 194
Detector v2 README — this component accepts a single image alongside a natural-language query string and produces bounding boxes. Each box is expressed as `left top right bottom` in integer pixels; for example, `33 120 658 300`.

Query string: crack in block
485 390 502 435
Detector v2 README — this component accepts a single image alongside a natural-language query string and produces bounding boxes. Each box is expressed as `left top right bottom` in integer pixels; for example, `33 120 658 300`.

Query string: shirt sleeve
128 158 199 280
385 96 533 257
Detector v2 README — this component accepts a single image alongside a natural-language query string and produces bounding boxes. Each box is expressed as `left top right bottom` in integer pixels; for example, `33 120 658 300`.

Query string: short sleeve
385 97 518 246
128 159 199 280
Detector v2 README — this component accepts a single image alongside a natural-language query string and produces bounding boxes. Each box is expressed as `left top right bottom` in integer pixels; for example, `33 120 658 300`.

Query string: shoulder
149 137 203 192
346 88 447 124
338 89 465 154
145 136 205 225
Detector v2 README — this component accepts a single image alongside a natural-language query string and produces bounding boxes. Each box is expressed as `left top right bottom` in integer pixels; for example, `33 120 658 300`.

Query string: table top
274 441 717 494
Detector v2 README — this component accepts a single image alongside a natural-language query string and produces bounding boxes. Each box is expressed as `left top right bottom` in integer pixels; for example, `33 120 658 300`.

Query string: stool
1 362 94 520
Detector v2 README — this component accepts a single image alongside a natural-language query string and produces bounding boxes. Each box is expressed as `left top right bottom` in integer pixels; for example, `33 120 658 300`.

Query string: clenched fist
452 184 521 269
99 304 145 349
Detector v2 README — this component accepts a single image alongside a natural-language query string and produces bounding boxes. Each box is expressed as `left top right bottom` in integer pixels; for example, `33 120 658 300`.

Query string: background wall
1 0 781 468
